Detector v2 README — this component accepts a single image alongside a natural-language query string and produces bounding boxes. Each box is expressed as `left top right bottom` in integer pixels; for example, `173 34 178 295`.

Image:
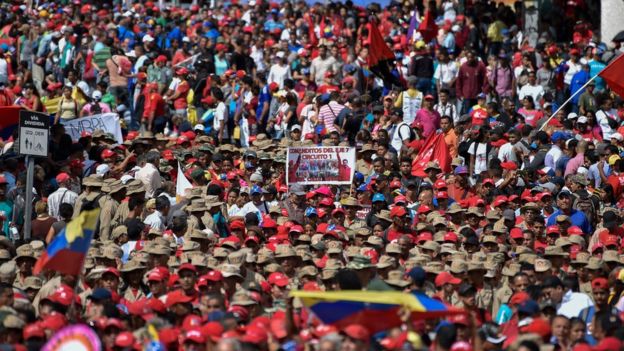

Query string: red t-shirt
173 81 190 110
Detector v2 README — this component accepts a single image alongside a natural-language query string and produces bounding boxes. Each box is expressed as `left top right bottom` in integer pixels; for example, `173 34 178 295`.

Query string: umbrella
291 290 465 334
613 31 624 43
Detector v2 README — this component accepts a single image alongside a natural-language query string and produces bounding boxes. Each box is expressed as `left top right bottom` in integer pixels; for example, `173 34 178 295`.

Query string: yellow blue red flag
291 290 464 334
33 209 100 275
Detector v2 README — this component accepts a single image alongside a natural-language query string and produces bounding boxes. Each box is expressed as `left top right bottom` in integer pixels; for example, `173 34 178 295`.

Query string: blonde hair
35 201 48 215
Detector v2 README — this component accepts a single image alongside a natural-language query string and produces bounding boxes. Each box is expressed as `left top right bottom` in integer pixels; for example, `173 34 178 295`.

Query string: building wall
602 0 624 43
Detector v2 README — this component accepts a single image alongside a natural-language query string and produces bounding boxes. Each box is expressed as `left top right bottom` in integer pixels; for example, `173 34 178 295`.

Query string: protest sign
61 113 123 143
287 146 355 185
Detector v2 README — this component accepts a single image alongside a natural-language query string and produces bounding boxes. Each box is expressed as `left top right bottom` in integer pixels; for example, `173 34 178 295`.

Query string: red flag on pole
367 21 394 67
411 133 451 177
417 9 438 43
599 54 624 97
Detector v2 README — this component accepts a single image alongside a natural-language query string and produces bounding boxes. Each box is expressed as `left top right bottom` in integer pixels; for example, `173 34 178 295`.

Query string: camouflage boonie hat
346 255 374 270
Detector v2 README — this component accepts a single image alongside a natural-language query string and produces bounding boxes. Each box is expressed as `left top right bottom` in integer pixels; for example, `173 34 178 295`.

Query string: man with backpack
80 91 111 117
388 108 413 157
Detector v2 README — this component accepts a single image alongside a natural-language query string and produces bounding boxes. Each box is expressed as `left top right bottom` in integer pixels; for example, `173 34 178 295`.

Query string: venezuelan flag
291 290 464 334
33 209 100 276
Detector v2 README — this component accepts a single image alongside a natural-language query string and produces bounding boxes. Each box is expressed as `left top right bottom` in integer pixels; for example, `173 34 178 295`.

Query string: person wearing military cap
72 174 104 219
111 179 146 227
346 255 375 288
14 244 37 290
98 180 127 241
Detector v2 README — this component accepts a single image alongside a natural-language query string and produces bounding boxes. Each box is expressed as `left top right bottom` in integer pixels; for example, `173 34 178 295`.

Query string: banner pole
538 73 599 131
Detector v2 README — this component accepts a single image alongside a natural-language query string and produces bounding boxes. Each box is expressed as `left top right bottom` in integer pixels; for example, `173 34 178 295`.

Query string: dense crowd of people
0 0 623 350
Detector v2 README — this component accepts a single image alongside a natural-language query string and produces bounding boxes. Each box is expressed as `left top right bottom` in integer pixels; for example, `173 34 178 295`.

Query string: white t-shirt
213 102 229 138
268 64 291 88
434 61 459 86
596 109 615 141
468 142 488 176
390 122 411 156
518 84 545 107
300 104 316 139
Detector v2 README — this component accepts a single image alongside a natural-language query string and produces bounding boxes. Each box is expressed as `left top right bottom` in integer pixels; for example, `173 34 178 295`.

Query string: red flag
305 14 318 47
367 21 394 67
599 53 624 97
417 9 438 43
411 132 451 177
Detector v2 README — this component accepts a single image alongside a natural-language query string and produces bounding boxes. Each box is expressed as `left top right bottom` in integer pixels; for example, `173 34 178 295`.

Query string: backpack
574 194 596 227
399 123 416 142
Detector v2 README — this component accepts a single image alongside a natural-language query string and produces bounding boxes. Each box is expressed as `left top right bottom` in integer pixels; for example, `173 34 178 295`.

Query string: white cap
577 116 588 124
182 36 190 43
291 124 302 131
193 124 205 131
577 166 589 175
143 34 154 42
275 51 285 58
567 112 578 120
612 132 623 141
92 90 102 100
96 164 110 176
120 175 134 184
451 25 461 32
249 0 257 6
76 81 90 96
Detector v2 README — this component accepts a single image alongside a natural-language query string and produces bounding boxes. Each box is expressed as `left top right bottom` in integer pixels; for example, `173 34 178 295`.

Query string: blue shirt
256 85 272 123
588 59 606 91
546 208 592 234
570 70 589 105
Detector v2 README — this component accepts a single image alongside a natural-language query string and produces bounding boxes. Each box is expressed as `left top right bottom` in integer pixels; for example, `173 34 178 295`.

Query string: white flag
176 163 193 201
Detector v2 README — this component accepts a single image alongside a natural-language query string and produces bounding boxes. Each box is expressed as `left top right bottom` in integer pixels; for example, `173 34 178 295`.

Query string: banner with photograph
287 146 356 185
61 113 123 144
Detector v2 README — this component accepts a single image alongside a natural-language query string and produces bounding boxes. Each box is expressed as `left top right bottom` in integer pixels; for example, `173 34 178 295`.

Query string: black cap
458 283 477 297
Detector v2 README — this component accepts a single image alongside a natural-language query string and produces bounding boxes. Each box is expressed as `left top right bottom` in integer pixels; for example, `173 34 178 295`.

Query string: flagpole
538 73 599 131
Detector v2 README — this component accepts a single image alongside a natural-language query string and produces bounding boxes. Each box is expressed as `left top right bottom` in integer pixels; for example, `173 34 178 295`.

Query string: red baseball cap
204 270 223 282
183 328 206 344
434 179 447 189
202 322 224 342
23 324 44 340
165 290 195 308
444 232 458 243
546 226 560 235
242 325 269 344
178 263 197 274
436 191 449 199
482 178 495 186
268 272 289 287
55 172 70 184
567 226 584 236
147 271 165 282
417 205 431 214
394 195 407 204
510 228 524 239
230 220 246 230
115 332 135 348
390 206 407 218
434 272 461 287
592 278 609 290
509 291 530 305
501 161 518 170
101 149 116 159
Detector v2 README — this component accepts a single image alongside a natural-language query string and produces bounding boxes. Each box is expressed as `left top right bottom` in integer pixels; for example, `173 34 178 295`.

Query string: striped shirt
48 187 79 220
93 46 111 71
318 101 345 133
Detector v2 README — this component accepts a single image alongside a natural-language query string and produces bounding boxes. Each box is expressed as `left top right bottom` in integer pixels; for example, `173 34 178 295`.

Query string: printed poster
287 146 356 185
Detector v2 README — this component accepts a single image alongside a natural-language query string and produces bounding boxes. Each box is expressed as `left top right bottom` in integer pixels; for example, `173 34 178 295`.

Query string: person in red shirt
142 83 166 133
165 67 191 119
317 71 339 94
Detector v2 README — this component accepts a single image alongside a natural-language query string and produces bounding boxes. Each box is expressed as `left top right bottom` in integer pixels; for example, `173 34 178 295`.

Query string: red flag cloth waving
411 132 451 177
367 20 394 67
600 54 624 97
417 9 438 43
